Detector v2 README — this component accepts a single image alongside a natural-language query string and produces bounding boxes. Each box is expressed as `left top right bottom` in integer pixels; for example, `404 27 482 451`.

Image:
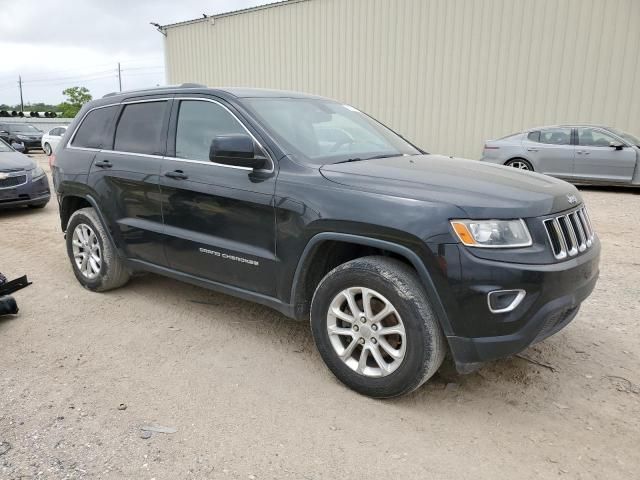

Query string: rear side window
175 100 246 161
114 101 167 155
527 131 540 142
72 106 118 149
539 128 571 145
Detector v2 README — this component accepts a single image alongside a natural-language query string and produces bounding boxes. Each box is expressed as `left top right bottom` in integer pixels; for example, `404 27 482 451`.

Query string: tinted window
527 131 540 142
114 101 167 155
578 127 617 147
539 128 571 145
72 106 118 149
175 100 246 161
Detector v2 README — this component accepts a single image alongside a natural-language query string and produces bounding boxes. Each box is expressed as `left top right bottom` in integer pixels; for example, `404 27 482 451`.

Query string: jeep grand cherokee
52 85 600 398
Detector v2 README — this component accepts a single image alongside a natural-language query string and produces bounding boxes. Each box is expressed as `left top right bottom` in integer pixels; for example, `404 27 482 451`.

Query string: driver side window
577 128 618 147
175 100 246 161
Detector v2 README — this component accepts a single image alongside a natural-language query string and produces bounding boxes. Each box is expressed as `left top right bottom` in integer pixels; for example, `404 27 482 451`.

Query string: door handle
527 148 538 152
164 170 188 180
94 160 112 168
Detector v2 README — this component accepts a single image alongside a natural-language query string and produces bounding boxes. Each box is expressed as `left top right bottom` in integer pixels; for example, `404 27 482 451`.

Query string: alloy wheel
326 286 406 377
509 160 530 170
71 223 102 279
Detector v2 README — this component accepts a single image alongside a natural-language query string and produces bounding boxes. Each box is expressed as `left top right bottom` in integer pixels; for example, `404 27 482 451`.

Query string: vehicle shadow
577 184 639 194
120 272 559 404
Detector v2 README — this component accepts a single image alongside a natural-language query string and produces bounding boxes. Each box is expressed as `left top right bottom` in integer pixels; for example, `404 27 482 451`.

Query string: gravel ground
1 154 639 479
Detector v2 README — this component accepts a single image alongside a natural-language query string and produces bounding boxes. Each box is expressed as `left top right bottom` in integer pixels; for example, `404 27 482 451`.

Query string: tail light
48 154 56 169
484 144 500 150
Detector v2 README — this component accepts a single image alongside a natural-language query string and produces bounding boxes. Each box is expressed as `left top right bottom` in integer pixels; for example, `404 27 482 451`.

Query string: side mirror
610 141 624 150
209 134 266 169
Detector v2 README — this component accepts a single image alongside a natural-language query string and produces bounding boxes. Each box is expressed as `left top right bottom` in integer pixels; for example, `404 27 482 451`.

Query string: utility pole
117 62 122 92
18 76 24 112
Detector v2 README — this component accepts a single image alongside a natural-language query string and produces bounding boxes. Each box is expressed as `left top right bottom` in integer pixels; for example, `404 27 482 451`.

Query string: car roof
96 84 327 104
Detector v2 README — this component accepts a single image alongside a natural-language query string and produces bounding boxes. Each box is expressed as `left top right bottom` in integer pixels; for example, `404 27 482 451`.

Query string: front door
522 127 574 177
87 99 171 266
160 97 278 297
574 127 636 183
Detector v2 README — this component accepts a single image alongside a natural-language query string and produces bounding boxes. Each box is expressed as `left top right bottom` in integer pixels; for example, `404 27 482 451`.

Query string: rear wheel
66 207 130 292
43 143 52 156
310 256 446 398
505 158 533 171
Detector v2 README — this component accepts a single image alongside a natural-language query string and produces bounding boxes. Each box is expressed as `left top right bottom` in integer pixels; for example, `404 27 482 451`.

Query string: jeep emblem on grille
566 194 577 205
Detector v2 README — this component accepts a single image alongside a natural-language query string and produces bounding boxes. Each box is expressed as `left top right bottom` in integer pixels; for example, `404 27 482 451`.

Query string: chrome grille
543 206 595 260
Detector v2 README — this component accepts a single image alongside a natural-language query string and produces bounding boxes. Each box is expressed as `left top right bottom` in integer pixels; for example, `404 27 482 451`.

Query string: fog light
487 289 526 314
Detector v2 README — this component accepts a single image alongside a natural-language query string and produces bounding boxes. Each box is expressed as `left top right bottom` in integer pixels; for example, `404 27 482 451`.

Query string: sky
0 0 275 107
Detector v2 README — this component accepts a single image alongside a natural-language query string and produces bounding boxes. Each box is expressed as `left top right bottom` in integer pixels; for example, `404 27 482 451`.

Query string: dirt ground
1 153 638 480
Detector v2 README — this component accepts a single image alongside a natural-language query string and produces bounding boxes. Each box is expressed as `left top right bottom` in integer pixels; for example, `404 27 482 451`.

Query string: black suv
0 123 43 153
52 85 600 398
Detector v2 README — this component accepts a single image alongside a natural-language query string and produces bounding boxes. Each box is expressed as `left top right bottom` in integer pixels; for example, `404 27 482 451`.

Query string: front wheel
505 158 534 171
310 256 446 398
66 207 130 292
43 143 52 156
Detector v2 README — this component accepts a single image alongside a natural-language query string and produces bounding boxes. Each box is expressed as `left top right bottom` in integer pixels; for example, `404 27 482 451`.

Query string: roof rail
102 83 207 98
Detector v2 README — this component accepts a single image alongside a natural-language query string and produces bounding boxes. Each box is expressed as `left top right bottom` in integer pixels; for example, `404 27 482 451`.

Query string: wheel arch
59 194 122 256
289 232 453 335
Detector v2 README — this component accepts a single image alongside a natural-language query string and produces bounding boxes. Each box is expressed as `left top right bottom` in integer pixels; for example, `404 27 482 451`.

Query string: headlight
450 219 532 248
31 166 46 180
16 134 29 140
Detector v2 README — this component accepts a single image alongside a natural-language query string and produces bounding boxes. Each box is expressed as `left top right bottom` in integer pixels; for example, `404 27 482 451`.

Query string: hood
0 151 36 171
320 154 582 218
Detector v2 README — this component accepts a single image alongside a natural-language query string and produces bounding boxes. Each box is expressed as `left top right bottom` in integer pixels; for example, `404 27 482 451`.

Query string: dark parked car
52 85 600 398
0 138 50 209
0 122 43 153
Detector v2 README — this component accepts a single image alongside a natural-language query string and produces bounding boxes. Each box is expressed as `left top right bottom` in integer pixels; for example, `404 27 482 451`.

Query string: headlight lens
450 219 532 248
31 166 46 180
16 134 28 140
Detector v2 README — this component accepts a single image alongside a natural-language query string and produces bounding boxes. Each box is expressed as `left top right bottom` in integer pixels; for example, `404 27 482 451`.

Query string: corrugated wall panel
164 0 640 159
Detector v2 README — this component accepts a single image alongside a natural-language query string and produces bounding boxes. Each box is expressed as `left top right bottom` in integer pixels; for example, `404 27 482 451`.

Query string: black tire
505 158 534 171
65 207 130 292
43 143 52 156
310 256 446 398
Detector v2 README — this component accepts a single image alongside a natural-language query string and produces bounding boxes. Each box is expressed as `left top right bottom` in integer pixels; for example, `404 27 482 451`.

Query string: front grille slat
0 174 27 189
544 206 595 260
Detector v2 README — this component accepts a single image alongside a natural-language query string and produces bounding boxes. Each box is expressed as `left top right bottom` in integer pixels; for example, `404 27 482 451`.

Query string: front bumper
15 139 42 149
0 174 51 209
443 238 600 373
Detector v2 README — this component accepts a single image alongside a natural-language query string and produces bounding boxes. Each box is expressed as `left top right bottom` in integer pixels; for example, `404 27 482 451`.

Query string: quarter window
175 100 246 161
539 128 571 146
527 131 540 142
72 106 118 149
577 128 618 147
114 101 167 155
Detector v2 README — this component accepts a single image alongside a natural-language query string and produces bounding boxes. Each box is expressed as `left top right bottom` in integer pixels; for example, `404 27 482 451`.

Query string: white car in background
41 126 67 156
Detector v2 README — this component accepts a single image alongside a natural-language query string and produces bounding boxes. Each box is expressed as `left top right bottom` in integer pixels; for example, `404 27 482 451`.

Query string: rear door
87 98 171 266
159 97 278 296
575 127 636 183
521 127 574 177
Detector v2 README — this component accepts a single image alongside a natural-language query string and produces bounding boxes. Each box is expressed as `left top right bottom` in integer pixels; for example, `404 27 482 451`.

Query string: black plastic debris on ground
0 274 32 316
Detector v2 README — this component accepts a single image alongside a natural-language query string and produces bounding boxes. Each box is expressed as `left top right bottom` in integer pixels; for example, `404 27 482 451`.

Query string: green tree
58 86 92 118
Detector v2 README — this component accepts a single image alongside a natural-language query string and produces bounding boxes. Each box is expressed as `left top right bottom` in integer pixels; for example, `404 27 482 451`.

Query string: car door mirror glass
209 134 266 169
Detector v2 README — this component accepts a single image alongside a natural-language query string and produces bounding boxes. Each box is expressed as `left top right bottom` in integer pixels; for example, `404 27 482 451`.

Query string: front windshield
608 127 640 147
11 124 40 133
242 98 421 163
0 138 13 152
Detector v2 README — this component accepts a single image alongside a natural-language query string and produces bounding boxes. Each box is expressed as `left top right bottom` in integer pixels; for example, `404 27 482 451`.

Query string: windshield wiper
334 154 399 164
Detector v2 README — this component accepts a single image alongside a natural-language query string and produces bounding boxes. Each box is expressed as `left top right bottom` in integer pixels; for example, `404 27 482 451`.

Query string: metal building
162 0 640 159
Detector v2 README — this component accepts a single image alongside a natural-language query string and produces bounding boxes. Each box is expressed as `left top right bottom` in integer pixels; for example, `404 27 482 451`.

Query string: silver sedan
481 125 640 186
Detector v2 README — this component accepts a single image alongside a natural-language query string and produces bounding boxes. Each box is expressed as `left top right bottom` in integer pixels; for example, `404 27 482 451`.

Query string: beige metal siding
164 0 640 159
